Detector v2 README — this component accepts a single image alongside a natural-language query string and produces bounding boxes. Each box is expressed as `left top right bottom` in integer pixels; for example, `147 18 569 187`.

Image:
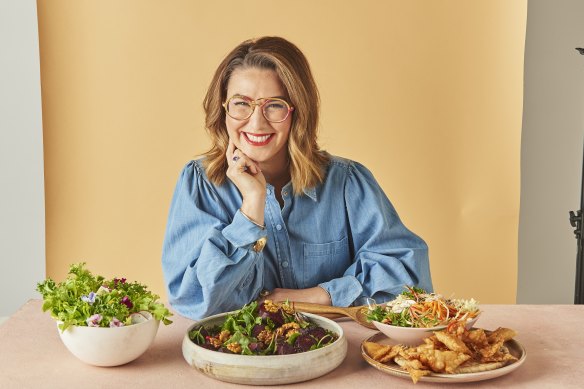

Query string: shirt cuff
319 276 363 307
222 210 267 248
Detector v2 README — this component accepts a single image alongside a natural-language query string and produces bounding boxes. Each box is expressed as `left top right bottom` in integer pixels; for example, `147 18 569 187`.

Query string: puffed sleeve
318 161 433 306
161 161 267 319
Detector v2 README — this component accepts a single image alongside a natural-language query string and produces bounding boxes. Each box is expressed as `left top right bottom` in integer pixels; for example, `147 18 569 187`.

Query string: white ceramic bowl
57 312 160 366
182 311 348 385
372 314 480 347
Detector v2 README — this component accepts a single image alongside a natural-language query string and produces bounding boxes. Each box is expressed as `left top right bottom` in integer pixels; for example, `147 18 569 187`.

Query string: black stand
570 47 584 304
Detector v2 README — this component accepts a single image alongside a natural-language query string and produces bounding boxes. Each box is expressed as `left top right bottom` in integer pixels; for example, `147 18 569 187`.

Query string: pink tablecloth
0 301 583 388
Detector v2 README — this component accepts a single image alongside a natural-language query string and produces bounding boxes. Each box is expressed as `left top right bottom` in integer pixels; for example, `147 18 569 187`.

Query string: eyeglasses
223 95 294 123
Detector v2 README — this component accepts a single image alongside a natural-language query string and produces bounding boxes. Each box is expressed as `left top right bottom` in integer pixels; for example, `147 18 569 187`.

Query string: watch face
253 237 268 252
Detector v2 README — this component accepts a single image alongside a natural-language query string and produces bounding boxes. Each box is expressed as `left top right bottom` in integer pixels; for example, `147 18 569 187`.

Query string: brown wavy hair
201 36 329 194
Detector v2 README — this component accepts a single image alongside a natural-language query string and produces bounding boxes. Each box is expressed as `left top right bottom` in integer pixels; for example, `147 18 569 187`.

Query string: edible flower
96 285 111 295
109 317 124 327
121 296 133 309
86 314 102 327
81 292 96 305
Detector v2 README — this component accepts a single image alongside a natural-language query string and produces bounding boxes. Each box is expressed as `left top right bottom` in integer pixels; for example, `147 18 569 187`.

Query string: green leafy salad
36 263 172 331
189 300 338 355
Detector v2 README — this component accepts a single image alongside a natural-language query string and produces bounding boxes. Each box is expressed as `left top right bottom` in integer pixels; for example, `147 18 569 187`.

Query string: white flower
96 285 111 296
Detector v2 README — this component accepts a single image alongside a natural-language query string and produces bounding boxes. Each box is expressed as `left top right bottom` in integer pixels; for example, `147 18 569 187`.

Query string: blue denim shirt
162 155 432 319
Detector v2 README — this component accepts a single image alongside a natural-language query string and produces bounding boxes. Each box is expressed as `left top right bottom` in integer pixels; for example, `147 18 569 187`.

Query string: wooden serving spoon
286 301 376 330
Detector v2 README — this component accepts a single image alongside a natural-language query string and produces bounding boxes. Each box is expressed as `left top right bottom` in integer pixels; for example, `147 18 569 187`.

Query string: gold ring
259 289 270 298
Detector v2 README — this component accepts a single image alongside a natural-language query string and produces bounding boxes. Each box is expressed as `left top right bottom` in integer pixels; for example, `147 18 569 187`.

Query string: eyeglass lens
226 96 290 122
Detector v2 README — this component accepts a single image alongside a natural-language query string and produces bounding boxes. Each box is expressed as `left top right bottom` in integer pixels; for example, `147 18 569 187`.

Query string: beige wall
518 0 584 303
38 0 526 304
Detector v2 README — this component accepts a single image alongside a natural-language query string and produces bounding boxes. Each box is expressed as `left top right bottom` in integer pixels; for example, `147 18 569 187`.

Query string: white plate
361 331 526 383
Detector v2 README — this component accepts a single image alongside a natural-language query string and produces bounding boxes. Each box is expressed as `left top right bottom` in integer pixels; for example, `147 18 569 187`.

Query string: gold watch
253 236 268 253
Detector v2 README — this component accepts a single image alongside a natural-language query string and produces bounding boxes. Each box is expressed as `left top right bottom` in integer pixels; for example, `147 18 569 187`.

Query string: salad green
36 263 172 331
189 300 338 355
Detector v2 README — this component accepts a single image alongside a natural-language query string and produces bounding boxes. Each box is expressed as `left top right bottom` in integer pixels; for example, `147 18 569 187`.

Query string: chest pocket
301 236 350 288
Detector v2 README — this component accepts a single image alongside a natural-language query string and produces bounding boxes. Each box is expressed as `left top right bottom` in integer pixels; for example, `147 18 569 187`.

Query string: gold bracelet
239 209 266 230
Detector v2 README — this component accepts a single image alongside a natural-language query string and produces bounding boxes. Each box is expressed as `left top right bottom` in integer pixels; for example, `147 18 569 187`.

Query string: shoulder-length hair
201 36 329 194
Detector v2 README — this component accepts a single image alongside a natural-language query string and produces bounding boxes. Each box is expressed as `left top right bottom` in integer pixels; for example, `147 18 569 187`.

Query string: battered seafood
364 321 519 383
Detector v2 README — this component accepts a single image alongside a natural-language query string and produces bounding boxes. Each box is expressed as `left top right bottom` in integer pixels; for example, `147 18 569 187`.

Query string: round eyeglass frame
222 95 295 123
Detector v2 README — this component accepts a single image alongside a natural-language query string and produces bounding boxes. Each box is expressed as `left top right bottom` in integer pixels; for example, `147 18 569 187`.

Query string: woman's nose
246 105 268 130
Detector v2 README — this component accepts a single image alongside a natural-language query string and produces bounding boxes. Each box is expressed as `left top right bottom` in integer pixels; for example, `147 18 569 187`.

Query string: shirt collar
277 182 318 202
303 187 318 202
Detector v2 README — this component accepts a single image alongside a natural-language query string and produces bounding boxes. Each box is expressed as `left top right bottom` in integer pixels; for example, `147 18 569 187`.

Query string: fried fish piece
394 355 427 371
480 349 518 364
418 348 471 374
488 327 517 343
465 328 489 349
434 331 472 355
423 335 448 350
395 356 431 384
454 360 506 373
363 342 402 363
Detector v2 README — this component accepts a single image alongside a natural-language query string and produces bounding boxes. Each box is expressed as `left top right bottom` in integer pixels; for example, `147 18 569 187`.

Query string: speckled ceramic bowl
182 311 347 385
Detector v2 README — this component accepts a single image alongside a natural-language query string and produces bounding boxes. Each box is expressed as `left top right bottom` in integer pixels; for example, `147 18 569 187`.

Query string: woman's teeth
246 133 271 142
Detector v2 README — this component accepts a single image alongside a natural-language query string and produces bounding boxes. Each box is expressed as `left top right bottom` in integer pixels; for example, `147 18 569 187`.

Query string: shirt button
276 224 282 231
282 191 288 196
282 261 289 268
266 188 272 195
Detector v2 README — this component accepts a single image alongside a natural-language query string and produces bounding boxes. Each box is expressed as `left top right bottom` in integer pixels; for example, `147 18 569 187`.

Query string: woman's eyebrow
232 94 288 100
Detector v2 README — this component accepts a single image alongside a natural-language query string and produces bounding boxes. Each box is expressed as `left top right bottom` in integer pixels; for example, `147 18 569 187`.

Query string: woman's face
225 67 292 169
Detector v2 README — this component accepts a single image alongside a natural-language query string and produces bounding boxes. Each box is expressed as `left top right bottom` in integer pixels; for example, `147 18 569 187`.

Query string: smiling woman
35 1 527 326
161 36 433 320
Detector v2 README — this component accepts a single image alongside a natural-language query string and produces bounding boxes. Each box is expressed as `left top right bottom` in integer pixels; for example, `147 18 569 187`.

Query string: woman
162 36 432 319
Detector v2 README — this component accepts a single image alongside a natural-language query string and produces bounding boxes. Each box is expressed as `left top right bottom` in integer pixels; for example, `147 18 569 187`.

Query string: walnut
258 329 274 344
218 330 231 342
263 300 280 313
276 322 301 337
281 303 294 315
208 337 222 348
226 342 242 354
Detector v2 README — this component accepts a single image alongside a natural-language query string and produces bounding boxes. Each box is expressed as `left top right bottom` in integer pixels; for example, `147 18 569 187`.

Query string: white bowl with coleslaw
367 287 481 346
372 314 480 346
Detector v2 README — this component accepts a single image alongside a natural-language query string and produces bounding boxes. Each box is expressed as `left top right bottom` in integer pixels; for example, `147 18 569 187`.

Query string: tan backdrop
38 0 526 304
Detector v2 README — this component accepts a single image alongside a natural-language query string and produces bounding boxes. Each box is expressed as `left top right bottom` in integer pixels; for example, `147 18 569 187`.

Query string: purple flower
109 317 124 327
86 314 102 327
121 296 133 309
114 278 127 288
81 292 96 305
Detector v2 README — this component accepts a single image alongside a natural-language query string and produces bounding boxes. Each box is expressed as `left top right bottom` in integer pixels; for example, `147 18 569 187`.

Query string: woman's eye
265 102 286 110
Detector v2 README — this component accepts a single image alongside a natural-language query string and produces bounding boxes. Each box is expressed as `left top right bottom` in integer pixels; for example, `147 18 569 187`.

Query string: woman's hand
226 140 267 225
261 287 332 306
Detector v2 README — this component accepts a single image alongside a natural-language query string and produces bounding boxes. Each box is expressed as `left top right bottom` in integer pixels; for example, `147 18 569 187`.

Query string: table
0 301 583 388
